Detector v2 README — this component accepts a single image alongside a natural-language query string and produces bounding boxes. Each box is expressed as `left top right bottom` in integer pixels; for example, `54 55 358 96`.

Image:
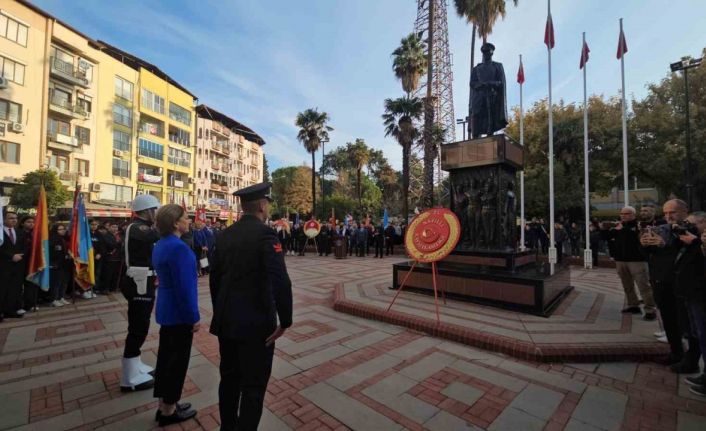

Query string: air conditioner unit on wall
188 178 195 184
10 122 24 133
0 77 8 89
113 149 123 157
90 183 102 192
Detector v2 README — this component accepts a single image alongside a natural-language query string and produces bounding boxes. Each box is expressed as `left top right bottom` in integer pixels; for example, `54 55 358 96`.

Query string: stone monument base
392 251 572 316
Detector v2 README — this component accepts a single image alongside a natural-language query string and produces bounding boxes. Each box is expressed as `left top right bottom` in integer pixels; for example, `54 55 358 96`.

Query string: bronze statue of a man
470 43 508 139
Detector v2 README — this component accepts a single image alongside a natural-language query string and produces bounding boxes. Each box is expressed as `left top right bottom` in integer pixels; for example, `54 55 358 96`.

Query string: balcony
211 122 231 137
47 131 81 153
168 156 190 168
211 141 223 153
222 146 231 155
211 161 220 170
210 182 221 191
137 147 164 161
250 172 259 181
58 171 80 186
221 165 230 173
138 172 163 184
49 96 90 119
220 185 229 192
50 57 90 88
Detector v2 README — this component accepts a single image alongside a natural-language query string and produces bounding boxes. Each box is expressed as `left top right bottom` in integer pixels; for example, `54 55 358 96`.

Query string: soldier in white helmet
120 194 161 392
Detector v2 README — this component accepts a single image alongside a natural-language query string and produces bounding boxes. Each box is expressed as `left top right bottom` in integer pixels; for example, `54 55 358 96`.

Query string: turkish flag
579 40 590 69
517 60 525 84
616 28 628 59
544 13 555 49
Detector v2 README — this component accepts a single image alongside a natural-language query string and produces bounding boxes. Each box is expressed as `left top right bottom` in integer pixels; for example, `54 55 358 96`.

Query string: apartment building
96 42 197 206
0 1 98 197
195 105 265 212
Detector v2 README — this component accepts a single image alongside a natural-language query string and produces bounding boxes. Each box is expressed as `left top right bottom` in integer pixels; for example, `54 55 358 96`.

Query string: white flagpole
620 18 629 206
547 0 556 274
519 54 526 252
582 32 592 269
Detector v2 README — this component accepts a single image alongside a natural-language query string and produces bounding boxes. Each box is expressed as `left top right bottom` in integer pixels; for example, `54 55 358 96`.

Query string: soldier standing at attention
209 182 293 430
120 195 161 392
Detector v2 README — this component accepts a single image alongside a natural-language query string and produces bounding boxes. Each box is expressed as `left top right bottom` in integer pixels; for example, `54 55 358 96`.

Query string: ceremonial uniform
318 225 331 256
120 194 161 392
210 183 293 431
374 225 385 258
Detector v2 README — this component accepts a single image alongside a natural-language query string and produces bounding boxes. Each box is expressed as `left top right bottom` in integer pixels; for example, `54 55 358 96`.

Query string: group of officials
278 219 401 258
118 182 292 428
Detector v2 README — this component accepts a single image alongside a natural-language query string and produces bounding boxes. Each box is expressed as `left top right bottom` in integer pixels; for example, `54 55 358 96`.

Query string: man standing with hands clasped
209 182 293 431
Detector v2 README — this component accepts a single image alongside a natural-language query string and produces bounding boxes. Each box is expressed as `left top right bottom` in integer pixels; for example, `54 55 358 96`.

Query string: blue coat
153 234 200 326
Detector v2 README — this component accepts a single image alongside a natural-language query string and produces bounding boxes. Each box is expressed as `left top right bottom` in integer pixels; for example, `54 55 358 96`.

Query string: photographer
601 206 656 320
672 212 706 394
641 199 700 373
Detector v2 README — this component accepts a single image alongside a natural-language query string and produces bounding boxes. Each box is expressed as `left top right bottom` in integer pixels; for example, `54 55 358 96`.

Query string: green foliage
10 169 71 212
271 165 319 216
295 108 333 213
262 154 270 183
392 33 427 95
453 0 519 42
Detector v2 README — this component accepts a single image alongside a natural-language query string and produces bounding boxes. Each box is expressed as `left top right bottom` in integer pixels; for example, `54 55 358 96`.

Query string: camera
672 220 696 236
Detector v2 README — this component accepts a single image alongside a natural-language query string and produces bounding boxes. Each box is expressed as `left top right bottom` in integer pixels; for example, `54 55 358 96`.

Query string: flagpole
619 18 629 206
519 54 526 252
547 0 556 275
582 32 592 269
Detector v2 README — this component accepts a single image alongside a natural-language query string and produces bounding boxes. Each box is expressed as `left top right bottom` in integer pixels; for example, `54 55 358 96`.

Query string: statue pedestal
392 134 572 316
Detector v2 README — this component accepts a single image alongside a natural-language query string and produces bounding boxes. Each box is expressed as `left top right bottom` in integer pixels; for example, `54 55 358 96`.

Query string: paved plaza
1 256 706 430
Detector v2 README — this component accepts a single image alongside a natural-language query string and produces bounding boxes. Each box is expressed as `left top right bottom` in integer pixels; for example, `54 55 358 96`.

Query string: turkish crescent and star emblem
404 208 461 263
304 219 321 239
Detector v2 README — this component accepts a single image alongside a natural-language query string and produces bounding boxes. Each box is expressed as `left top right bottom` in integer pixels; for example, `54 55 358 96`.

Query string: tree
295 108 333 214
391 33 427 96
349 138 371 211
421 123 447 209
10 169 71 212
262 154 270 183
454 0 519 137
383 96 423 222
271 165 319 216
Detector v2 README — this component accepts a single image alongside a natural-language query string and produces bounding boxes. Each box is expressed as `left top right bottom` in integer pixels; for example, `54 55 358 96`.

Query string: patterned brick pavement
0 255 705 431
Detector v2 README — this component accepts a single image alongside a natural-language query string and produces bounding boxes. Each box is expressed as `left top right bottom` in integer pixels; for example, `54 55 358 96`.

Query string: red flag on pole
544 12 555 49
517 59 525 84
579 40 590 69
616 26 628 59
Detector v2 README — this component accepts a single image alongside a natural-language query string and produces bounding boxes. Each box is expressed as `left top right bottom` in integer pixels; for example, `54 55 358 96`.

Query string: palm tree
391 33 428 96
383 96 423 222
295 108 333 215
454 0 519 137
348 139 370 211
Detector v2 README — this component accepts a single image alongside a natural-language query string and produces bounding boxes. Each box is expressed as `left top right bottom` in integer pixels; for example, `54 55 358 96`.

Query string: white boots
120 357 154 392
137 357 155 375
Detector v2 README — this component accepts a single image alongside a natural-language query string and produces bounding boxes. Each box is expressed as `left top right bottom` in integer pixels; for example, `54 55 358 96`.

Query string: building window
75 126 90 146
141 89 165 114
205 129 209 139
0 140 20 164
0 14 28 46
115 76 133 100
198 127 202 138
77 94 92 114
49 87 71 108
112 158 131 178
49 154 69 173
113 129 131 152
113 103 132 127
138 138 164 160
48 117 70 136
139 114 164 137
169 102 190 126
99 183 132 202
168 125 190 146
168 147 191 167
0 98 21 123
74 159 89 177
0 55 25 85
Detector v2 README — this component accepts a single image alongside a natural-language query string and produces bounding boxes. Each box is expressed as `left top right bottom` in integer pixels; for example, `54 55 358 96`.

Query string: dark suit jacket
0 228 28 274
209 214 293 340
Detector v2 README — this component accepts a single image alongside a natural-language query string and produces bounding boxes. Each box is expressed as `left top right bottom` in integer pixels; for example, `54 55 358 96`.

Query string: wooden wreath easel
387 260 447 323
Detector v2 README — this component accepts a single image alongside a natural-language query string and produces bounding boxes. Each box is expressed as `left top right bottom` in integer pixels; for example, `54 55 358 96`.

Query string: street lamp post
456 117 468 141
670 57 702 209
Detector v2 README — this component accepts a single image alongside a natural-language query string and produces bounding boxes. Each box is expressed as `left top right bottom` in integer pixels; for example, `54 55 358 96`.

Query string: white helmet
131 194 160 212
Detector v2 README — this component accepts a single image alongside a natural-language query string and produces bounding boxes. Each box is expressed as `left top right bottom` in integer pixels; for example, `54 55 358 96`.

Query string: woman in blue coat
152 204 199 426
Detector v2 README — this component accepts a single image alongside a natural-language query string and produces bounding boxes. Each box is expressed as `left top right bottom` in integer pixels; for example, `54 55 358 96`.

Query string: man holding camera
601 206 656 320
641 199 701 373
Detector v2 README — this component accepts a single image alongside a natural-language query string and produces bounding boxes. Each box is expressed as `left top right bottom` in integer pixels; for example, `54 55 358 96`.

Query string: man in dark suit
1 211 28 320
209 182 293 431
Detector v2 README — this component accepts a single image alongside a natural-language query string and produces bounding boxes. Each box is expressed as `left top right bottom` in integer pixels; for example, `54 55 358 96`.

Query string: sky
33 0 706 172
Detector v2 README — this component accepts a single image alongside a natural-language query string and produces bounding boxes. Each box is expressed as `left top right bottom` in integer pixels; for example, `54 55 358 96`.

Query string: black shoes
155 402 192 421
689 385 706 397
670 359 700 374
643 312 657 321
621 306 641 314
685 374 706 387
157 407 197 426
